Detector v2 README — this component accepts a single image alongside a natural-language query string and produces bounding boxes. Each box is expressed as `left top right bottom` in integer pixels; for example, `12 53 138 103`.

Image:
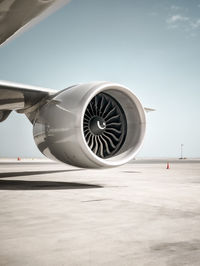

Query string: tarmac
0 158 200 266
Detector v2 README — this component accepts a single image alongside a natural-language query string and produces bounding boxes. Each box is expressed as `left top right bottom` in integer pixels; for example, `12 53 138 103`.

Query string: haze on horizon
0 0 200 158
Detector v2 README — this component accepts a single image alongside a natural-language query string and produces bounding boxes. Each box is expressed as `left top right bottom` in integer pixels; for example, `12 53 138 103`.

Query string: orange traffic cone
166 162 170 169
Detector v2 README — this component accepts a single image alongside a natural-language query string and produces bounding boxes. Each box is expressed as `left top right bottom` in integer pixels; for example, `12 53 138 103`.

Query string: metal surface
0 0 70 45
84 92 127 159
0 80 147 168
33 82 146 168
0 80 56 120
144 107 156 113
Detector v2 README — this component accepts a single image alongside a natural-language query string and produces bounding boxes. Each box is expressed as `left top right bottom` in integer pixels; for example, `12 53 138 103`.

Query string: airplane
0 0 154 168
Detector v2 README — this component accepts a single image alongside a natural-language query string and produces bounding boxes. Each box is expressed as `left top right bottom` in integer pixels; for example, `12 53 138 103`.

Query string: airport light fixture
180 144 184 159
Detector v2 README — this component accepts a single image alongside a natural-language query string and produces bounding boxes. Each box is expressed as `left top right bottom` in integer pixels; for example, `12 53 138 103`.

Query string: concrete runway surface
0 159 200 266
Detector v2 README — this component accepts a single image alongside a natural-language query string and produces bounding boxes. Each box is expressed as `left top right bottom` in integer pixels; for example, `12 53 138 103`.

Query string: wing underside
0 0 70 46
0 80 56 122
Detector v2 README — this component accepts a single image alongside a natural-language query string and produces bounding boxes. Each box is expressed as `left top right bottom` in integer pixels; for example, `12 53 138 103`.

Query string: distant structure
180 144 184 159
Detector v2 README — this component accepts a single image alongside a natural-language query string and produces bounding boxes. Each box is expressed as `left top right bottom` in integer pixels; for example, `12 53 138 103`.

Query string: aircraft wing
0 80 57 122
144 107 155 113
0 0 70 46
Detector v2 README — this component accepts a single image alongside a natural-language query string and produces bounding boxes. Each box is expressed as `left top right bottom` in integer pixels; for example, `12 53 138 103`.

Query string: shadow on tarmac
0 169 83 178
0 180 103 190
122 171 141 174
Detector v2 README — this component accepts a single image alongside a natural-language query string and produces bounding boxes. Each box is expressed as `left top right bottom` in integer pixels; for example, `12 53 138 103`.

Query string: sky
0 0 200 158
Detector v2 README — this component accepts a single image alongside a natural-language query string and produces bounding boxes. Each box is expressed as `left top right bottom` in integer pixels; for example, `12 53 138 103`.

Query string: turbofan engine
33 82 146 168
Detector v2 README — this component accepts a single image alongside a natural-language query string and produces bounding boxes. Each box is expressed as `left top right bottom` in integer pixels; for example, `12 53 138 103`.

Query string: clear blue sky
0 0 200 158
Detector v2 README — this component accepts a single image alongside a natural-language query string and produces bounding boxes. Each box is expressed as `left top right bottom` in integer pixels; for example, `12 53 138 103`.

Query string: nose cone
89 116 106 135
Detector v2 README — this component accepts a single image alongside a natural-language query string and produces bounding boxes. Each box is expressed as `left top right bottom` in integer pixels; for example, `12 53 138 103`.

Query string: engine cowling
33 82 146 168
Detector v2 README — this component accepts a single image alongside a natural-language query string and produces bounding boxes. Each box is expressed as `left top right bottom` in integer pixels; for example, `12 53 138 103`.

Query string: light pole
180 144 184 159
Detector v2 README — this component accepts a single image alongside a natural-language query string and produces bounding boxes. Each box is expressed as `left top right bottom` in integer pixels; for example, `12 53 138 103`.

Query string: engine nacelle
33 82 146 168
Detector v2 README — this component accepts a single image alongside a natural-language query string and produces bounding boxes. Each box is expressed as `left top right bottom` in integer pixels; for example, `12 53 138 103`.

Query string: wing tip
144 107 156 113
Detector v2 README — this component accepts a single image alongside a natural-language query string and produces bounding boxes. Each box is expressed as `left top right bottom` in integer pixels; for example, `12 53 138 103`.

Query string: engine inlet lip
79 82 146 167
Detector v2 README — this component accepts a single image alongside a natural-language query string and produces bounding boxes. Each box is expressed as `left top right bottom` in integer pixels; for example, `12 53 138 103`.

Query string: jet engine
33 82 146 168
